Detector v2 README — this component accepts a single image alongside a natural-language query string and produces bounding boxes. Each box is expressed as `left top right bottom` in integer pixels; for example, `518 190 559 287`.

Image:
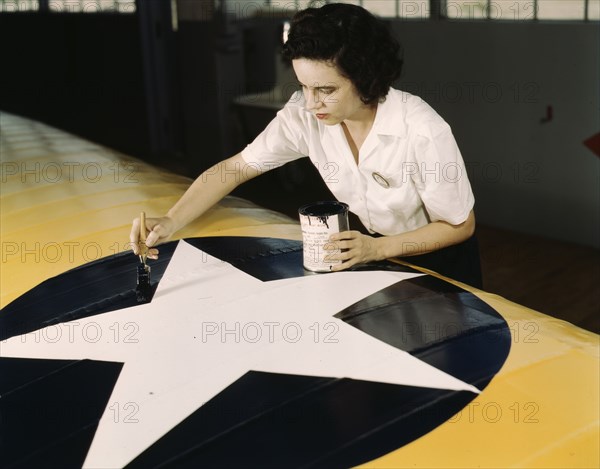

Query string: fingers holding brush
129 213 175 259
129 213 149 259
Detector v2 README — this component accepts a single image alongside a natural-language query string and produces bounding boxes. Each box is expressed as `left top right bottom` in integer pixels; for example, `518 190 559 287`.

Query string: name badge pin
372 172 390 188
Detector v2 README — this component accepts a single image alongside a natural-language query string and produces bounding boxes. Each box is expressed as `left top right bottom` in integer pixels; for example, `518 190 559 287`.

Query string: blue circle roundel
0 237 511 468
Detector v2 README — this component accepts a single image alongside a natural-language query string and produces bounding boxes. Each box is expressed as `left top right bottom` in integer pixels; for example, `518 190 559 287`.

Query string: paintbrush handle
139 211 148 264
139 211 147 243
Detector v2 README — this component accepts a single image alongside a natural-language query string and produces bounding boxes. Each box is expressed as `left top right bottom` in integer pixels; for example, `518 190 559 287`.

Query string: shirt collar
372 88 408 138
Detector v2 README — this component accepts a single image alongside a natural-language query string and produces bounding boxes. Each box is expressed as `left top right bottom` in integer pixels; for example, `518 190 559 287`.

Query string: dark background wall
0 6 283 171
0 12 149 158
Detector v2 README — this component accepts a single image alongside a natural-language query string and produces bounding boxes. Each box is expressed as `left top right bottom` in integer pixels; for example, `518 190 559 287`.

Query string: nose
304 88 323 111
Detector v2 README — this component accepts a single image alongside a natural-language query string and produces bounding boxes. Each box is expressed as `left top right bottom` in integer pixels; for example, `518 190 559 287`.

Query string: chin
322 117 341 126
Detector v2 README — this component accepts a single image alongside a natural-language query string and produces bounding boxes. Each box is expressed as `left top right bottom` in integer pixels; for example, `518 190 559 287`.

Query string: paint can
298 201 349 272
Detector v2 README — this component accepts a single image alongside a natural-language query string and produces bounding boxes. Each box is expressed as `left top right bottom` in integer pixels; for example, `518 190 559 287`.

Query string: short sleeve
411 120 475 225
240 92 310 172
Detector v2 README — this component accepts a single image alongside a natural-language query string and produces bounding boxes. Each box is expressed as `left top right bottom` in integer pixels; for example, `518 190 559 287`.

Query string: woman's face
292 58 372 126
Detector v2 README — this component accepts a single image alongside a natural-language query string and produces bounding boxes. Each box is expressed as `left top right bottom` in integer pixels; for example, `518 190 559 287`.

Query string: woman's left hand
324 230 382 271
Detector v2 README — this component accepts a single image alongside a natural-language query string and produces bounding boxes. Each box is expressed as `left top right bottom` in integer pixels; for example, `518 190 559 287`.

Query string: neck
343 104 377 133
340 104 378 163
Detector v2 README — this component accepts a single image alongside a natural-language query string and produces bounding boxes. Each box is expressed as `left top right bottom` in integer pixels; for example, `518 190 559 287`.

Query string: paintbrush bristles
136 211 151 302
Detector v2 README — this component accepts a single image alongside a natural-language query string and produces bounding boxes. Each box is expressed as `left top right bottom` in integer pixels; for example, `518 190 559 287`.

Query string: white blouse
241 88 475 236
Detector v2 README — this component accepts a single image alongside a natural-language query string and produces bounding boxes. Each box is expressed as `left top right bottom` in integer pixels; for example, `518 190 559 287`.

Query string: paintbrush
139 211 148 266
136 211 152 303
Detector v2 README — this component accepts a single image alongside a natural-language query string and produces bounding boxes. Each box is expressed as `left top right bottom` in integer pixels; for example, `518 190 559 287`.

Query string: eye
321 88 336 95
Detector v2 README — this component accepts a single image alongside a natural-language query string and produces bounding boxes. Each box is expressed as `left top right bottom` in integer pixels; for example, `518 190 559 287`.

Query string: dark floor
475 224 600 334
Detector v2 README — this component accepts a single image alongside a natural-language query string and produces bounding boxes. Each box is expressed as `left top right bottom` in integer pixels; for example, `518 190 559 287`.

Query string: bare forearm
166 172 236 232
327 210 476 271
376 210 476 260
131 153 262 256
166 153 260 232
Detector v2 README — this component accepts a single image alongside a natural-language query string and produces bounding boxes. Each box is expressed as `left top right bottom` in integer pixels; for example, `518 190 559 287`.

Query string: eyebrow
297 81 337 91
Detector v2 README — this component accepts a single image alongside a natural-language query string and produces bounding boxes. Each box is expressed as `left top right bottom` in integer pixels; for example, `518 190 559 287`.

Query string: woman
131 3 482 287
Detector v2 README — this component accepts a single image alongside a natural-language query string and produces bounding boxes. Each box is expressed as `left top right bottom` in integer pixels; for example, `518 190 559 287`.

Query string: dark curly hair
281 3 403 105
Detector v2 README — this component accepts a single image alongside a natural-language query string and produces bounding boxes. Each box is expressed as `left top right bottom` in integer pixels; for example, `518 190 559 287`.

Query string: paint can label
299 201 349 272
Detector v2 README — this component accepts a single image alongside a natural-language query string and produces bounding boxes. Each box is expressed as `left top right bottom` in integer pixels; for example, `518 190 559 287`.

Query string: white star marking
1 240 481 468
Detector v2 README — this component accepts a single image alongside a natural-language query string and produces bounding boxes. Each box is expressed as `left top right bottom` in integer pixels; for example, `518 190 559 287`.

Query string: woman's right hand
129 215 176 260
